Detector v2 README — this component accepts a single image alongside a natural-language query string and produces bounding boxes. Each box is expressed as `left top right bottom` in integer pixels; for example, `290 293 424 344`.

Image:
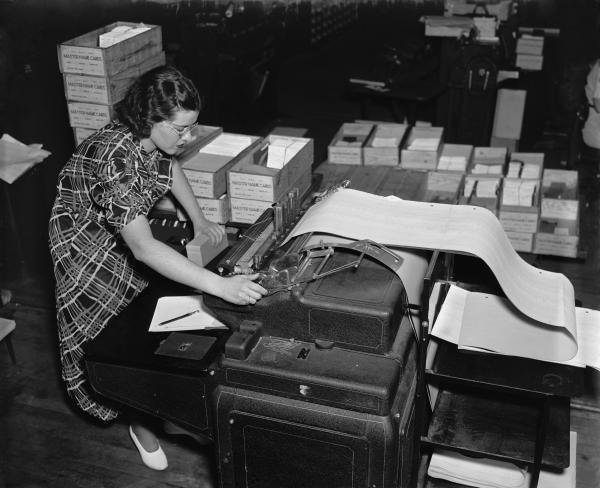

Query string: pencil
157 309 201 326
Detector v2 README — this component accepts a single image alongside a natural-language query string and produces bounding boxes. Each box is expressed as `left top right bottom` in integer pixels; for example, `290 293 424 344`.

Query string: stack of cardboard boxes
57 22 165 146
534 169 580 257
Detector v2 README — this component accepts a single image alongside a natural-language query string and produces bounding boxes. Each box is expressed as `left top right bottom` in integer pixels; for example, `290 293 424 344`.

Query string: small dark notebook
154 332 217 360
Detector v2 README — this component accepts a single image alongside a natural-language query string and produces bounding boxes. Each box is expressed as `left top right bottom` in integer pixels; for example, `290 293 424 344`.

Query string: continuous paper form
284 189 577 353
431 284 599 368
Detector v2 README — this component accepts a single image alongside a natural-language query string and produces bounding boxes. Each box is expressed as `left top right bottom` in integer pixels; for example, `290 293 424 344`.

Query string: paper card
149 295 227 332
199 133 253 157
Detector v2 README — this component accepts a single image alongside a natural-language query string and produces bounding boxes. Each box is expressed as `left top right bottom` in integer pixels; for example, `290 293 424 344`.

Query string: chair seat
0 317 16 341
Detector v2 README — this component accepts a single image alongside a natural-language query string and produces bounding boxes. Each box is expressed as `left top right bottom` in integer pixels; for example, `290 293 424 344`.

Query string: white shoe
129 425 168 471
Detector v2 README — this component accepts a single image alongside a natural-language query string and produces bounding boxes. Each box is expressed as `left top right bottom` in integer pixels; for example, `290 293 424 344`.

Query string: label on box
500 211 539 233
541 199 578 220
228 173 278 201
65 74 112 104
183 170 218 198
505 231 534 253
230 198 272 224
196 196 230 224
73 127 96 146
60 46 106 76
68 102 113 129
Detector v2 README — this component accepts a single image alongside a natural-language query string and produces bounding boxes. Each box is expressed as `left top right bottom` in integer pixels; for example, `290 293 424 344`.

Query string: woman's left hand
196 220 226 246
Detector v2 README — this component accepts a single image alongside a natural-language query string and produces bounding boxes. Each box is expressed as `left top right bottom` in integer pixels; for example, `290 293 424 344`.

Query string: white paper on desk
148 295 227 332
0 134 51 184
284 189 576 336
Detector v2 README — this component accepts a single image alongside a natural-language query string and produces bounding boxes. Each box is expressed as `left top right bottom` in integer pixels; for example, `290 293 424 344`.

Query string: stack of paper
472 163 503 175
0 134 51 184
428 449 527 488
428 431 577 488
98 24 151 48
149 295 227 332
502 180 537 207
199 133 253 157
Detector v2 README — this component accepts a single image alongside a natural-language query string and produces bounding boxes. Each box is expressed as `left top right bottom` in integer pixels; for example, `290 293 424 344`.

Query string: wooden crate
63 51 165 104
58 22 162 77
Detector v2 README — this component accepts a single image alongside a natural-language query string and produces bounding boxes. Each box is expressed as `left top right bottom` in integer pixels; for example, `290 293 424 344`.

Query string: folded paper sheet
285 189 576 337
431 284 598 367
0 134 51 184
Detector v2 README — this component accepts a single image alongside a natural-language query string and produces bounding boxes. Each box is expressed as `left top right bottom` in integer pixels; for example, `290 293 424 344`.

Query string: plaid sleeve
90 156 153 232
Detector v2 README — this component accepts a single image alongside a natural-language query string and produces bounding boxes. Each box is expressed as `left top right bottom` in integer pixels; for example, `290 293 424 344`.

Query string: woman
582 59 600 149
48 65 266 470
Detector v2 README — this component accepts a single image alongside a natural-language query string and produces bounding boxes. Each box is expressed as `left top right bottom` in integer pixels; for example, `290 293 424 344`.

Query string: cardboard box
423 171 463 204
534 219 579 258
67 101 117 129
363 123 409 166
185 232 229 268
505 231 534 253
181 132 261 199
63 51 165 104
490 136 518 152
540 169 579 221
506 152 544 180
491 89 527 144
470 146 507 175
229 197 273 224
228 135 313 202
58 22 163 77
327 122 374 165
400 126 444 170
437 144 473 173
459 174 501 215
73 127 97 146
195 194 230 225
499 179 540 233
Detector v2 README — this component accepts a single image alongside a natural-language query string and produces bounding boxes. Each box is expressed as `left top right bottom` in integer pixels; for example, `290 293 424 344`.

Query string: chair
0 317 16 364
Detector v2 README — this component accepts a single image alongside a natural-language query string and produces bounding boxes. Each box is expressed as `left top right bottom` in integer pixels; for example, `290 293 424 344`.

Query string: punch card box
470 146 507 176
58 22 163 77
459 174 502 216
400 126 444 170
328 122 374 165
363 123 409 166
228 135 313 203
181 132 261 199
437 144 473 173
498 153 544 234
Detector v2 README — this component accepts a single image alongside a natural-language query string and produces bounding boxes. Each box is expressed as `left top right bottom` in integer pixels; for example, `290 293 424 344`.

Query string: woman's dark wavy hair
116 65 202 139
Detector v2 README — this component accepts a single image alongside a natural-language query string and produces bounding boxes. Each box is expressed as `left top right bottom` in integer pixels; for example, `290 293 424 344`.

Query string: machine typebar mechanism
258 238 404 295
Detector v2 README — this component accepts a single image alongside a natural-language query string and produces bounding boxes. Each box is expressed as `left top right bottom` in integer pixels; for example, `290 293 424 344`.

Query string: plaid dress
48 123 173 421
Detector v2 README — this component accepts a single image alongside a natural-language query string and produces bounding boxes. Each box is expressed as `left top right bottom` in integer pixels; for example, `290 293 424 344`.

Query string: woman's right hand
219 273 267 305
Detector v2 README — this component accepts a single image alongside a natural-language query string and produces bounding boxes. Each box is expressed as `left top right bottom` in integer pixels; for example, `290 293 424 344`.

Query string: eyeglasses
162 120 199 138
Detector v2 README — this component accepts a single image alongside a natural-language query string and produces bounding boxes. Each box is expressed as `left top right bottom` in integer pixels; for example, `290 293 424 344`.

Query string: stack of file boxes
57 22 165 147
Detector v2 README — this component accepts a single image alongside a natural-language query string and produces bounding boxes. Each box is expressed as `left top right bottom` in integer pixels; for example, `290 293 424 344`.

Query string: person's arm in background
170 158 226 245
121 214 265 305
